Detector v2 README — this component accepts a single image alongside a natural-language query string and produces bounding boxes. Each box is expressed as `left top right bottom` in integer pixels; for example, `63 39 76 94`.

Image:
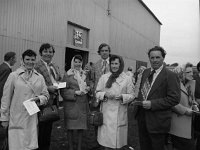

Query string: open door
65 47 89 71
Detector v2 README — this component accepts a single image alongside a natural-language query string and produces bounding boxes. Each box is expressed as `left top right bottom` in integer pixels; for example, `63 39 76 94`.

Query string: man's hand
48 85 58 93
142 100 151 109
1 121 9 129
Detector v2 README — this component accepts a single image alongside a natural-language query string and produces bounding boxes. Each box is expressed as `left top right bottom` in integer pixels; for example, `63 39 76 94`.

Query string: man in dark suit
0 52 16 149
135 46 180 150
35 43 61 150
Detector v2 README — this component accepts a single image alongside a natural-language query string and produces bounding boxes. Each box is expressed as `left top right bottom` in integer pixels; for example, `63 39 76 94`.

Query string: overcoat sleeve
0 73 15 121
121 76 135 104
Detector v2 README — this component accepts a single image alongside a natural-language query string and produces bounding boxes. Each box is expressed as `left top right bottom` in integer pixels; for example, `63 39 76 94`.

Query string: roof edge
138 0 162 25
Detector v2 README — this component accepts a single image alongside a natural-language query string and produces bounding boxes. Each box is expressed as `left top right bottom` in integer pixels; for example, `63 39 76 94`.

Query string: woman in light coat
95 55 135 149
0 49 49 150
168 65 196 150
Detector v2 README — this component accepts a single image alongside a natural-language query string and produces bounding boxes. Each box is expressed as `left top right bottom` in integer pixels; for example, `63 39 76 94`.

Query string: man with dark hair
0 51 16 149
135 46 180 150
35 43 61 150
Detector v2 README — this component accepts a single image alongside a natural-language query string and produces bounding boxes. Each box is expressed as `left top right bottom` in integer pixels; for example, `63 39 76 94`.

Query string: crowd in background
0 43 200 150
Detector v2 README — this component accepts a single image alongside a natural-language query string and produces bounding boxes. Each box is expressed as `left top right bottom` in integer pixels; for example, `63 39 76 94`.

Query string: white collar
101 58 109 64
151 64 163 74
4 61 11 69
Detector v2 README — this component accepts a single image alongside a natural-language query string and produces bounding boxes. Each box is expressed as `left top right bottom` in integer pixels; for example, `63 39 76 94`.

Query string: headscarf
67 56 88 93
106 55 124 88
20 59 34 81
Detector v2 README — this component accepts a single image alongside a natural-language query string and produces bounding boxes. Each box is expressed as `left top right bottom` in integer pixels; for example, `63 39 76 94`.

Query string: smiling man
135 46 181 150
34 43 61 150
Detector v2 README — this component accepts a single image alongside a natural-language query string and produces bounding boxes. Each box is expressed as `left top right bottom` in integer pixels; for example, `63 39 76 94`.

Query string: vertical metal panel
0 0 160 73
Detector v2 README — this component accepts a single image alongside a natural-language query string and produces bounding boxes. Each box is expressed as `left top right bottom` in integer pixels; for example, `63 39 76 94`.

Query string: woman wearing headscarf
0 49 49 150
60 55 90 150
168 65 196 150
95 55 135 149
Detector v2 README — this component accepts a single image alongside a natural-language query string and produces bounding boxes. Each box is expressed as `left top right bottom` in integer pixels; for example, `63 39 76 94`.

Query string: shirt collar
4 61 11 69
101 58 109 64
41 59 53 67
151 64 163 74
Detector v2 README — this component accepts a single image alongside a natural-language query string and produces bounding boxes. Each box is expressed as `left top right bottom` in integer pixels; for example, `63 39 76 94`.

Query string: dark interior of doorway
65 47 89 71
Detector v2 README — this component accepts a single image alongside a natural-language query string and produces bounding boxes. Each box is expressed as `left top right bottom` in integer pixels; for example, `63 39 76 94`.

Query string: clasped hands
75 86 90 96
103 92 122 102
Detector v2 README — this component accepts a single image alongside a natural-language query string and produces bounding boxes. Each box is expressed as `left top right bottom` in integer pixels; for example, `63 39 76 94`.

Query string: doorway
65 47 89 71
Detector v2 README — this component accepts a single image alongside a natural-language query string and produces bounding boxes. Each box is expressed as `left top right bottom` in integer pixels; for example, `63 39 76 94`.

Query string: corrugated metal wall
0 0 160 73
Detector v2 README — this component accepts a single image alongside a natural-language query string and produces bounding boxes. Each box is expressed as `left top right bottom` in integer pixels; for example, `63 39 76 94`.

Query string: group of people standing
0 42 199 150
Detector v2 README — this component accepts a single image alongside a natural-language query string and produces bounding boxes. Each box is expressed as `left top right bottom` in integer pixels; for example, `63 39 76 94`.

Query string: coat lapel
148 67 166 98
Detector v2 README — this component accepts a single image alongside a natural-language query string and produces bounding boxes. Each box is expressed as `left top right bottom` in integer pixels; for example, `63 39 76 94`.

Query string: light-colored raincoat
0 67 49 150
96 72 135 148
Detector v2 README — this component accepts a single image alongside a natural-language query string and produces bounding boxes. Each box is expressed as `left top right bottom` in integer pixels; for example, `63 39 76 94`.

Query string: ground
50 105 140 150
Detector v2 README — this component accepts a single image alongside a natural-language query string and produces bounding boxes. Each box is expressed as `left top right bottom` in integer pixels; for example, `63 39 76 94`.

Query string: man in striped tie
135 46 180 150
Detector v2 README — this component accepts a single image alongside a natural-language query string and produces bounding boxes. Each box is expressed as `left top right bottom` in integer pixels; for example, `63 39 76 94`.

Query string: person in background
0 52 16 149
0 49 49 150
126 66 135 84
93 43 111 94
135 46 180 150
95 55 135 149
194 61 200 150
35 43 62 150
0 52 16 102
168 66 196 150
60 55 90 150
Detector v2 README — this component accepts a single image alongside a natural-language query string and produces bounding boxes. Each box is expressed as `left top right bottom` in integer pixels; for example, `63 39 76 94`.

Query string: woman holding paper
60 55 90 150
0 49 49 150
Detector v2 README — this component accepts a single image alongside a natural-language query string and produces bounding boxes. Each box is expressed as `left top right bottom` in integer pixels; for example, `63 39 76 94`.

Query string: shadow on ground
50 105 140 150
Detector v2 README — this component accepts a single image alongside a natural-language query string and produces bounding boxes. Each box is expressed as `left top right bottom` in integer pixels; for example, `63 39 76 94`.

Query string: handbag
38 105 60 122
88 110 103 126
88 99 103 126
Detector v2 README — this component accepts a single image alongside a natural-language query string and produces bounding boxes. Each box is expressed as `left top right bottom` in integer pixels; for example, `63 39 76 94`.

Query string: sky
142 0 200 66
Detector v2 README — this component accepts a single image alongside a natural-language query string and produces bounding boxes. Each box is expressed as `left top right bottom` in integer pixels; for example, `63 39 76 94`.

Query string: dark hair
4 52 16 61
148 46 166 58
97 43 111 54
73 55 83 62
39 43 55 55
197 61 200 72
106 55 124 88
22 49 37 60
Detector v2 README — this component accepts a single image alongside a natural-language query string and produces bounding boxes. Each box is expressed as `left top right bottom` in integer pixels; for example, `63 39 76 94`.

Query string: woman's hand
86 86 90 92
185 109 193 116
75 90 85 96
31 97 40 105
104 92 115 99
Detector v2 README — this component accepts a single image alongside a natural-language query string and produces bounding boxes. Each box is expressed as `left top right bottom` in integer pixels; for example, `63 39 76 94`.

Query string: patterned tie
141 70 155 101
49 64 56 79
102 60 107 74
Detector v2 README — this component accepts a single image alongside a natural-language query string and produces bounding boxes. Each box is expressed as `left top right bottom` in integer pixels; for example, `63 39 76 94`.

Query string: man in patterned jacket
35 43 61 150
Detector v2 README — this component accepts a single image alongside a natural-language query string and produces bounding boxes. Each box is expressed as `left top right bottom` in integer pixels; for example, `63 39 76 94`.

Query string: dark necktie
148 70 155 85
